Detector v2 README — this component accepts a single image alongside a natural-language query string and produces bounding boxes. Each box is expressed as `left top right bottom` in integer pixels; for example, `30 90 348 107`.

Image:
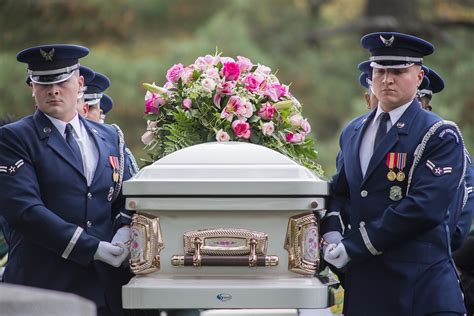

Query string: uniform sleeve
321 137 350 235
343 124 466 260
451 154 474 251
0 127 99 266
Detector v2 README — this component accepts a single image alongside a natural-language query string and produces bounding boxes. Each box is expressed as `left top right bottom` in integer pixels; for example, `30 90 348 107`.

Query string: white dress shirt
45 113 99 186
359 100 412 177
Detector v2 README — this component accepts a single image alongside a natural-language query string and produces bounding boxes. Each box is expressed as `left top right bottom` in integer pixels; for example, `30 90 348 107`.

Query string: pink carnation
231 120 251 139
237 56 253 72
166 63 184 83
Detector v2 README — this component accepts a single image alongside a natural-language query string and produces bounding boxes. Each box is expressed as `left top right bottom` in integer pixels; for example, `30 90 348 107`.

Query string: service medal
109 156 120 183
389 186 403 201
386 152 397 181
387 170 397 181
396 153 407 182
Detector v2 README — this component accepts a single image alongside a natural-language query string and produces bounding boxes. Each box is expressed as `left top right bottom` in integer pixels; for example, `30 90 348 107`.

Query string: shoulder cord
125 147 140 175
406 120 467 198
111 124 125 202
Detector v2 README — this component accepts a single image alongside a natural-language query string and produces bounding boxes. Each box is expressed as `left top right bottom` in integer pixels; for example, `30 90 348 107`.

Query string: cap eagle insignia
379 35 395 47
40 48 55 61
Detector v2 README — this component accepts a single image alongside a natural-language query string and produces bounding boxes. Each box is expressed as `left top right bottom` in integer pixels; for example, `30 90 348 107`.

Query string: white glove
93 241 128 267
324 242 350 269
322 231 343 254
111 226 130 247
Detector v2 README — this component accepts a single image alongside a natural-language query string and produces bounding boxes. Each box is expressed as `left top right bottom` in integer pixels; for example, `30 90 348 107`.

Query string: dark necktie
65 123 84 169
374 112 390 150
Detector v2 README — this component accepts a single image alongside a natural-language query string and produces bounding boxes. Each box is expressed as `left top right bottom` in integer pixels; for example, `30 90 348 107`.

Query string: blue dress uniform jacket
323 100 466 316
0 110 134 313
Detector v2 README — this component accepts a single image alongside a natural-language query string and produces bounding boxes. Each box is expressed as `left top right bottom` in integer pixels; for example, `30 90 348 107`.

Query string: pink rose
261 122 275 136
243 74 260 93
166 63 184 83
231 120 251 139
221 62 241 81
258 103 276 120
285 132 304 143
182 98 192 110
237 56 253 72
216 129 230 142
300 119 311 134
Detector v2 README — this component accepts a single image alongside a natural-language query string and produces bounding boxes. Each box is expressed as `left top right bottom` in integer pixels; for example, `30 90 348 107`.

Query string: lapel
33 110 85 178
81 117 110 186
346 111 375 183
361 100 420 185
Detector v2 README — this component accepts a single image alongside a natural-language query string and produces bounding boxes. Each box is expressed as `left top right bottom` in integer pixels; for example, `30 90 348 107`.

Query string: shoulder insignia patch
0 159 25 175
426 160 452 176
439 129 459 144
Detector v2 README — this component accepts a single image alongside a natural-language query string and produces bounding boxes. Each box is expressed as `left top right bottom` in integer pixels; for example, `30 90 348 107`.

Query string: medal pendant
387 170 397 181
113 171 119 182
396 171 405 182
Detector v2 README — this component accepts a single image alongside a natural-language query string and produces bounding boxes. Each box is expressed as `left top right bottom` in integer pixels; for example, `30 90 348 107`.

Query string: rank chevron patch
0 159 25 175
426 160 452 176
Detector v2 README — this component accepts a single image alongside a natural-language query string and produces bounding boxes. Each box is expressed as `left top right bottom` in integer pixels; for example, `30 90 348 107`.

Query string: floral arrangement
141 53 323 175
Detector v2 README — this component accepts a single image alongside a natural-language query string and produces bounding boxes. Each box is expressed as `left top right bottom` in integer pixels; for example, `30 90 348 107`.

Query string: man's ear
364 92 371 109
82 103 89 117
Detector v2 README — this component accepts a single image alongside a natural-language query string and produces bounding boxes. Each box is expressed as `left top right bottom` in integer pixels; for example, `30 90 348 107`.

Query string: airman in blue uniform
322 32 467 316
0 44 134 316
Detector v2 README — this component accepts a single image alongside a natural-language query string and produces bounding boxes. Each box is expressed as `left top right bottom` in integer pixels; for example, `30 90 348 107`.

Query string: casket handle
171 237 278 267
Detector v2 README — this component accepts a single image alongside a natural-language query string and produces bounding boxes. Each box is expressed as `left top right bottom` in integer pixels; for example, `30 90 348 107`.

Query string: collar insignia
380 35 395 47
40 48 55 61
396 122 405 128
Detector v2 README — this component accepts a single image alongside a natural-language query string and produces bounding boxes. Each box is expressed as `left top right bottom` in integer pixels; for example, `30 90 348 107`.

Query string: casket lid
123 142 328 196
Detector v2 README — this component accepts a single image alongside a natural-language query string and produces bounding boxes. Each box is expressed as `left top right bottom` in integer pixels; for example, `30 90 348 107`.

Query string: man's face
372 65 424 111
86 104 101 122
32 72 84 122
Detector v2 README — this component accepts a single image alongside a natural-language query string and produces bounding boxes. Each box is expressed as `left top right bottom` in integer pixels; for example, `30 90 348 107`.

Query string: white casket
122 142 329 310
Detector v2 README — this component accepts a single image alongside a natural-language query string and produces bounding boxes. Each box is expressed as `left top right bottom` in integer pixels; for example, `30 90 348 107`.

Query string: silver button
347 224 352 230
361 190 368 197
87 192 92 199
86 221 92 228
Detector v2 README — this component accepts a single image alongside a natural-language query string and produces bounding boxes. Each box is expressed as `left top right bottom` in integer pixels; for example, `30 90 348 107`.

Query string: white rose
202 78 217 93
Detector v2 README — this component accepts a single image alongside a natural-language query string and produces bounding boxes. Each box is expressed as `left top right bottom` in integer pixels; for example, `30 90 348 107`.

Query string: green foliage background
0 0 472 176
